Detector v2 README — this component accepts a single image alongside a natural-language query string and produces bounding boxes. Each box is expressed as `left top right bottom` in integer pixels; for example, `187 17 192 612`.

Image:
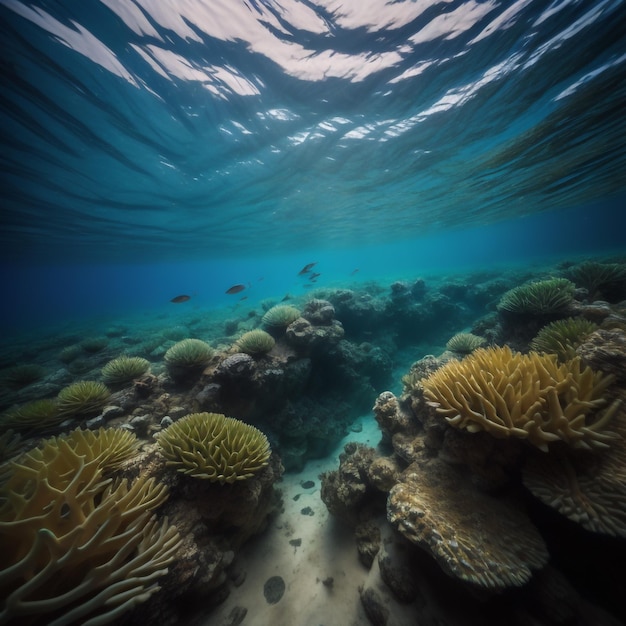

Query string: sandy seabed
204 416 382 626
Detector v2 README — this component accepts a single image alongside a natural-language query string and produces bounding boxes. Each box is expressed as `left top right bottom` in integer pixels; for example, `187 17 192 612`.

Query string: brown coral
0 432 181 625
523 410 626 538
387 458 549 589
422 346 618 451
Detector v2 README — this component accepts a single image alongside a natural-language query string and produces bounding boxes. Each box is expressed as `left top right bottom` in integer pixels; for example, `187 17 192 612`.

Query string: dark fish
309 272 320 280
225 284 246 294
350 269 359 275
170 295 191 303
281 293 292 301
239 296 248 301
298 262 317 275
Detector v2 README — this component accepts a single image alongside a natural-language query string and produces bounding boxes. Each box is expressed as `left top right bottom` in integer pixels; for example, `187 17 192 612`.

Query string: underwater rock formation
110 443 283 625
321 311 626 624
320 442 378 525
577 328 626 384
387 457 548 589
285 316 344 353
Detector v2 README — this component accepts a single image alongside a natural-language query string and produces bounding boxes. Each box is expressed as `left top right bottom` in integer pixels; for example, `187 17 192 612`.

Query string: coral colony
1 259 626 624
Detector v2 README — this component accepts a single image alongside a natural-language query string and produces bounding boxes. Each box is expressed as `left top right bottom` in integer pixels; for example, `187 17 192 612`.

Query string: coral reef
57 380 111 419
421 346 618 451
3 258 624 625
319 442 377 525
320 300 626 620
155 412 271 483
285 317 344 353
302 299 336 325
102 355 150 385
577 328 626 384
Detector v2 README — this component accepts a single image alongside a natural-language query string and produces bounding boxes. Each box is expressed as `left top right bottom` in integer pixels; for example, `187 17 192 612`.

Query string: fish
225 284 246 294
309 272 320 280
298 262 317 275
281 293 292 301
350 269 359 275
170 295 191 303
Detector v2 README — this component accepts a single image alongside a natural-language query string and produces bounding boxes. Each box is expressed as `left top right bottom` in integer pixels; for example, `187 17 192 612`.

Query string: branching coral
54 426 140 471
101 356 150 385
155 412 271 483
530 317 598 362
497 278 575 315
0 430 180 625
56 381 111 419
421 346 618 451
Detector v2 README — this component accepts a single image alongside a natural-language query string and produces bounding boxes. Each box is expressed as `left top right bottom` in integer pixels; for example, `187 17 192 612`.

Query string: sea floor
2 254 626 626
201 414 383 626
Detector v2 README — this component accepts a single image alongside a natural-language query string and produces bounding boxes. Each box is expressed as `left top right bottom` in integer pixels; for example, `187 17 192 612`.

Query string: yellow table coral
422 346 618 451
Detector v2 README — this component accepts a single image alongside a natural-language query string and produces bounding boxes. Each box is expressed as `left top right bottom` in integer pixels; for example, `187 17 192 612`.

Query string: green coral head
56 381 111 419
497 278 575 315
564 261 626 300
446 332 486 354
164 338 214 368
0 364 45 389
0 398 62 433
262 305 301 329
101 356 150 385
235 329 276 355
530 317 598 362
155 412 271 483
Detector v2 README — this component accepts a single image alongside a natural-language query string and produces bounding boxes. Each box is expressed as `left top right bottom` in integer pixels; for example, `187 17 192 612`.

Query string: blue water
1 0 626 333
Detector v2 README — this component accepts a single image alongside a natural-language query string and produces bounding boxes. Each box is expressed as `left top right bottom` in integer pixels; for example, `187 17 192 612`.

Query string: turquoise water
2 198 626 332
1 0 625 336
